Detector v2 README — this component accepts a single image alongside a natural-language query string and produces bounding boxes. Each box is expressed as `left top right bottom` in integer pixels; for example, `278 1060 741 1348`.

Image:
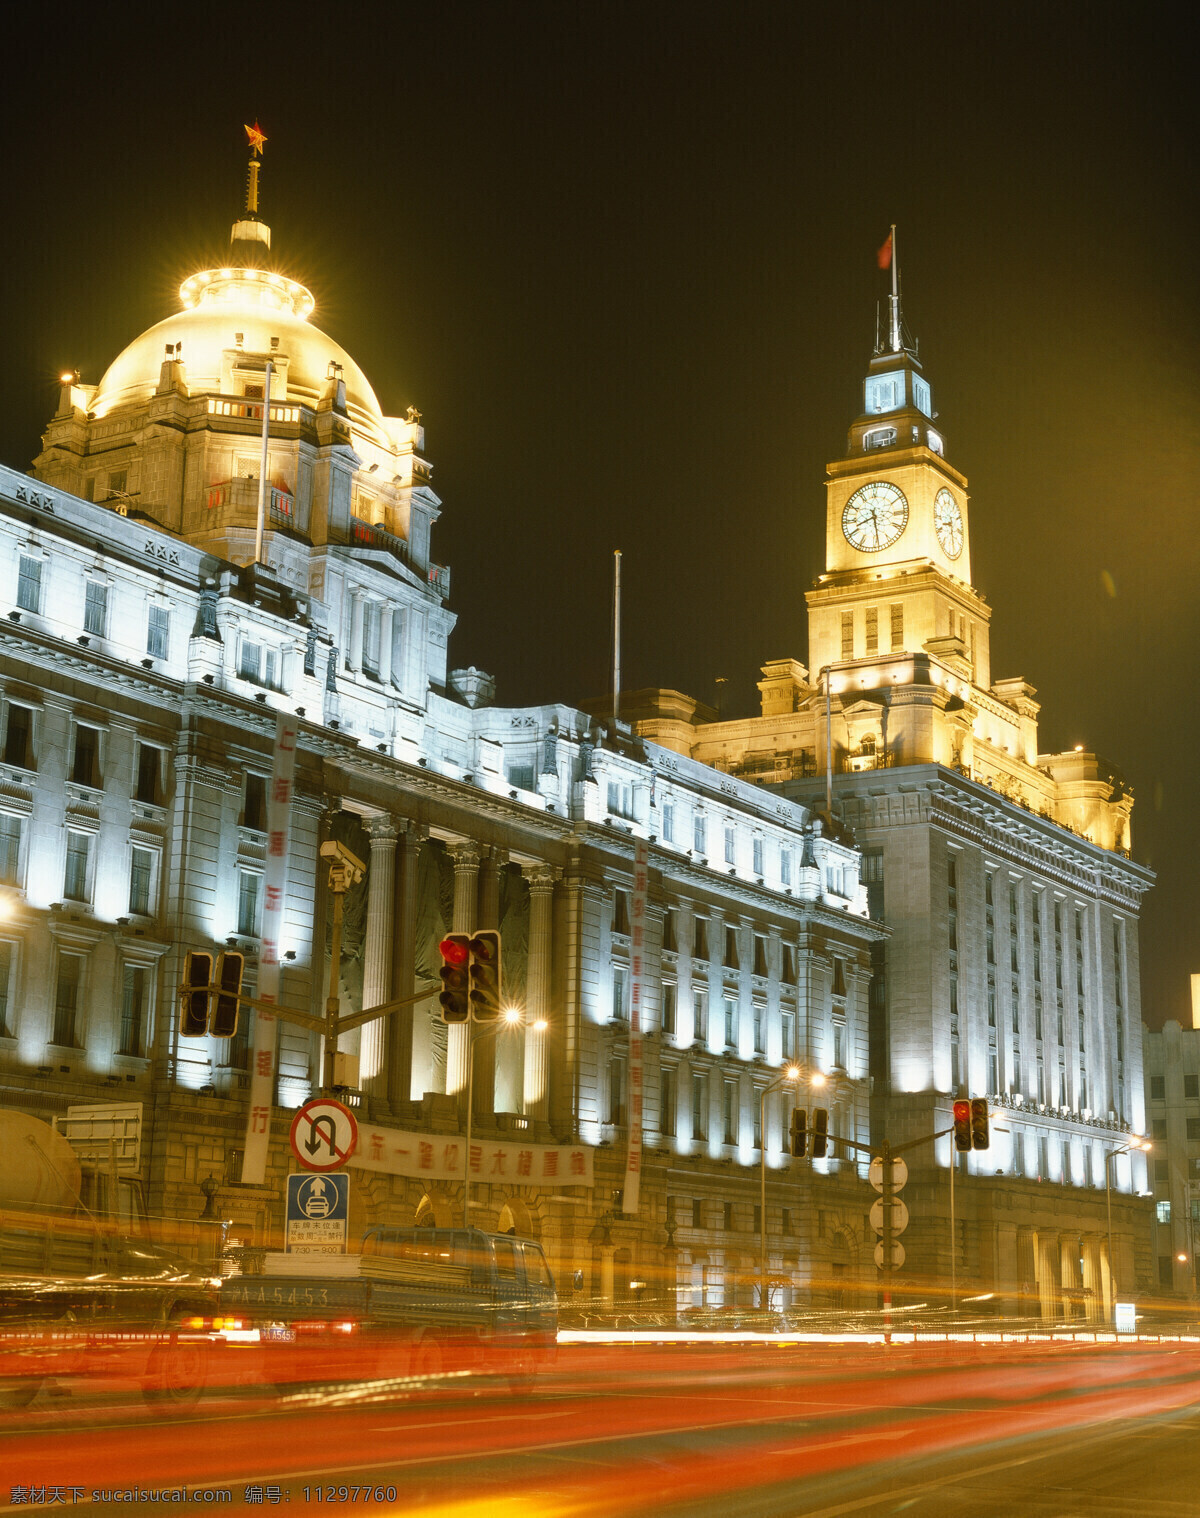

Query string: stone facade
1142 1018 1200 1301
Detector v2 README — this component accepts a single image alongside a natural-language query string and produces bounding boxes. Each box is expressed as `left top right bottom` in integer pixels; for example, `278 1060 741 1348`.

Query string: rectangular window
362 601 381 674
691 1072 707 1140
1157 1200 1171 1225
52 954 82 1047
662 803 675 844
693 989 708 1044
723 1080 738 1145
223 1007 251 1071
780 849 791 887
890 603 904 649
118 964 149 1057
239 641 262 682
107 469 127 498
16 556 42 614
237 870 261 937
1185 1074 1199 1099
833 1020 847 1069
1187 1118 1200 1141
752 1098 762 1149
693 816 707 855
146 605 170 661
724 827 736 865
691 1198 703 1229
83 581 108 636
988 1049 999 1092
724 926 739 970
0 814 21 886
840 611 854 660
781 1010 795 1060
753 936 768 977
242 773 267 832
1150 1075 1164 1100
3 705 32 769
865 606 878 654
129 847 154 916
752 838 763 876
64 831 91 901
0 941 12 1037
71 725 100 788
660 1068 676 1136
135 744 162 805
662 910 677 953
612 968 627 1022
607 1059 625 1125
693 917 708 960
724 996 737 1048
723 1201 734 1231
753 1002 764 1053
662 982 677 1037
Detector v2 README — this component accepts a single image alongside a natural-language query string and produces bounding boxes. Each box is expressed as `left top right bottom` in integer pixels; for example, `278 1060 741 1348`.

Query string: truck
0 1109 219 1407
219 1226 558 1388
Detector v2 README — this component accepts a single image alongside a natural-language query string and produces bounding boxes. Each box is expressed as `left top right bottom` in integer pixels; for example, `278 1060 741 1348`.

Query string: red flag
877 232 893 270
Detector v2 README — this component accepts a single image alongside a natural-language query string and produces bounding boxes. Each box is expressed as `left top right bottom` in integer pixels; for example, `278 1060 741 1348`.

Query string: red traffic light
439 936 470 967
953 1099 972 1152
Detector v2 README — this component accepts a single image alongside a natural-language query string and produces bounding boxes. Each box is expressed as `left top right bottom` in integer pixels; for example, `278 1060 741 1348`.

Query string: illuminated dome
89 262 390 446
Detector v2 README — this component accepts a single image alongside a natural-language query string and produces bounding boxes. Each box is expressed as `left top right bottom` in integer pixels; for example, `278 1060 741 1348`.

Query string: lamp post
1105 1137 1151 1321
462 1008 538 1226
759 1065 825 1312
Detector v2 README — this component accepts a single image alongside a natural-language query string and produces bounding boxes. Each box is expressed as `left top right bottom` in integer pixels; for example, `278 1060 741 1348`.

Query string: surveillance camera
319 838 366 874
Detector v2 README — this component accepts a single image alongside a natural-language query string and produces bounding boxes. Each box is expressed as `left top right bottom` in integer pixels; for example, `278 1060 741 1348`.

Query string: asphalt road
2 1343 1198 1515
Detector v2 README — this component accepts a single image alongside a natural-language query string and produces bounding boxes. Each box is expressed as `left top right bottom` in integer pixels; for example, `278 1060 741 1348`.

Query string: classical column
475 848 508 1114
446 840 482 1096
522 863 557 1122
1081 1235 1105 1324
347 593 363 673
1037 1234 1061 1324
1059 1234 1082 1324
389 821 423 1108
479 847 507 930
359 815 398 1106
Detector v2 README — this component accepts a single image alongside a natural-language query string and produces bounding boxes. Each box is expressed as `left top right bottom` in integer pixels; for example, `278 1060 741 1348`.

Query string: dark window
723 1079 738 1144
613 890 630 935
83 581 108 636
691 1198 703 1229
118 964 148 1057
693 917 708 960
0 815 21 885
71 726 100 788
691 1073 707 1139
237 872 260 936
1151 1075 1166 1100
0 941 12 1036
129 847 154 916
659 1068 676 1136
135 744 162 805
693 990 708 1044
1185 1074 1198 1100
723 925 739 970
722 1201 734 1230
1187 1118 1200 1141
52 954 82 1046
1159 1256 1174 1288
608 1059 625 1125
661 982 676 1036
243 774 267 832
146 606 170 661
753 936 768 977
3 706 32 769
64 832 90 901
662 910 677 952
16 556 42 613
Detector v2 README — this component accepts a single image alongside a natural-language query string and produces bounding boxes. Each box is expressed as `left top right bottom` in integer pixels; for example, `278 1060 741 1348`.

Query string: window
16 556 42 613
691 1072 707 1140
612 968 627 1022
237 870 261 937
840 611 853 660
64 831 91 901
693 989 708 1044
135 744 162 806
865 606 878 654
0 815 21 886
781 1207 791 1236
781 1010 795 1061
661 982 677 1037
239 641 262 682
223 1006 251 1071
146 605 170 661
662 802 675 844
724 827 736 865
362 601 381 675
52 954 83 1047
607 781 634 819
1187 1118 1200 1141
753 1002 764 1053
832 959 847 999
691 1197 703 1229
753 936 768 977
781 945 796 984
833 1020 847 1069
660 1067 676 1136
693 815 707 855
83 581 108 637
607 1059 625 1125
723 1079 738 1145
129 847 155 916
864 426 896 450
722 1201 734 1231
1186 1074 1199 1100
242 774 267 832
3 705 32 769
71 725 100 788
613 890 630 935
752 838 764 876
780 849 792 887
1150 1075 1165 1100
723 926 739 970
693 917 708 960
988 1049 999 1092
890 604 904 650
0 941 12 1037
662 909 677 952
106 469 127 498
1157 1202 1173 1229
724 996 738 1048
118 964 149 1057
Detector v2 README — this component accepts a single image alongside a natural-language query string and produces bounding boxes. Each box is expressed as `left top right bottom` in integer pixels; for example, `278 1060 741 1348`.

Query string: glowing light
59 371 74 385
784 1065 800 1080
1074 744 1085 752
810 1072 827 1088
533 1018 548 1032
502 1007 521 1025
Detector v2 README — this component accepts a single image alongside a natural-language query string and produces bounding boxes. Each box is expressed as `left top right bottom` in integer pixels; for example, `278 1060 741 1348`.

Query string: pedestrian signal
970 1097 990 1150
438 934 471 1024
789 1107 807 1158
210 951 244 1038
468 930 502 1022
953 1099 972 1152
180 951 213 1038
812 1107 830 1160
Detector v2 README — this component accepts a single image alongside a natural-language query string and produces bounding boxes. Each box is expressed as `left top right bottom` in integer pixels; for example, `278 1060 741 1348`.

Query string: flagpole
612 549 622 726
889 223 900 353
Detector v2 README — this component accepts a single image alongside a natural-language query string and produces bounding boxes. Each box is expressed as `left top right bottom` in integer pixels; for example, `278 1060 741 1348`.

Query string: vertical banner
240 713 299 1185
622 838 648 1215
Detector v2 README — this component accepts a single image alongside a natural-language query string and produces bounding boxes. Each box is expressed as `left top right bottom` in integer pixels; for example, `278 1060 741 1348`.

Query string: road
1 1341 1197 1514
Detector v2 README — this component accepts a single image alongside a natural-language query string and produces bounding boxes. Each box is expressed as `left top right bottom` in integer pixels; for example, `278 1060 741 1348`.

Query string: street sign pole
882 1139 893 1344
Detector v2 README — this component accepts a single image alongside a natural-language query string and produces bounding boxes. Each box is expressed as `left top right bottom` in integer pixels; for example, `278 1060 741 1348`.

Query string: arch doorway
496 1198 538 1239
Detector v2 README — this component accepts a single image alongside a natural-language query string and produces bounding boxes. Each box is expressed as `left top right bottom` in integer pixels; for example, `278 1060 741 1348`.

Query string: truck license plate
262 1327 296 1342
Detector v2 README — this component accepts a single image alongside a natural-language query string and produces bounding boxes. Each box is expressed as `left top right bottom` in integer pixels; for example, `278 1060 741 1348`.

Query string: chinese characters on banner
240 713 299 1185
622 837 648 1214
350 1123 594 1187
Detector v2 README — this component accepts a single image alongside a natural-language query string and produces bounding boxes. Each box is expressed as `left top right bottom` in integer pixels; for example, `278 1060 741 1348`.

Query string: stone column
1081 1235 1105 1323
358 815 398 1108
522 863 557 1123
1059 1234 1082 1324
446 840 481 1096
1037 1234 1061 1323
379 606 394 687
347 593 363 674
389 821 423 1108
475 848 508 1115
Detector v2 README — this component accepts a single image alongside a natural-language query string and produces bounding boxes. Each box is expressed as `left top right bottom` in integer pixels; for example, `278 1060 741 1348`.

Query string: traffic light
468 931 502 1022
180 951 213 1037
970 1097 990 1150
811 1107 830 1160
438 935 470 1024
953 1099 972 1151
789 1107 807 1158
209 951 244 1038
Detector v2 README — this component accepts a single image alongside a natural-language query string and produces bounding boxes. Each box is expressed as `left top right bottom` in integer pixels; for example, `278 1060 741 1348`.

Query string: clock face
935 488 963 559
842 481 909 553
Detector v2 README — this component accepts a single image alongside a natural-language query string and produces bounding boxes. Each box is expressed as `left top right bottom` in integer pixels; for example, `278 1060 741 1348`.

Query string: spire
873 225 917 360
231 122 271 258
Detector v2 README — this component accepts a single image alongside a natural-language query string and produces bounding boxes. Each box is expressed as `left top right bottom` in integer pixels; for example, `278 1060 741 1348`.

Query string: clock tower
807 260 990 691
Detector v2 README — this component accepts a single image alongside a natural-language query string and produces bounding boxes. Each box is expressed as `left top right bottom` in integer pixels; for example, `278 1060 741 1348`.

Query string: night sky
1 4 1195 1026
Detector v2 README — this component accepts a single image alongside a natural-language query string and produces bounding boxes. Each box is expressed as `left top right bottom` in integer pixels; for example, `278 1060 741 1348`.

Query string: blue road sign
286 1171 349 1252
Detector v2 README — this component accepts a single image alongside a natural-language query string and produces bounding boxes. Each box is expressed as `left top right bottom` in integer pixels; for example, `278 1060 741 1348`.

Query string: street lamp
759 1065 826 1312
463 1007 524 1226
1105 1137 1151 1321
